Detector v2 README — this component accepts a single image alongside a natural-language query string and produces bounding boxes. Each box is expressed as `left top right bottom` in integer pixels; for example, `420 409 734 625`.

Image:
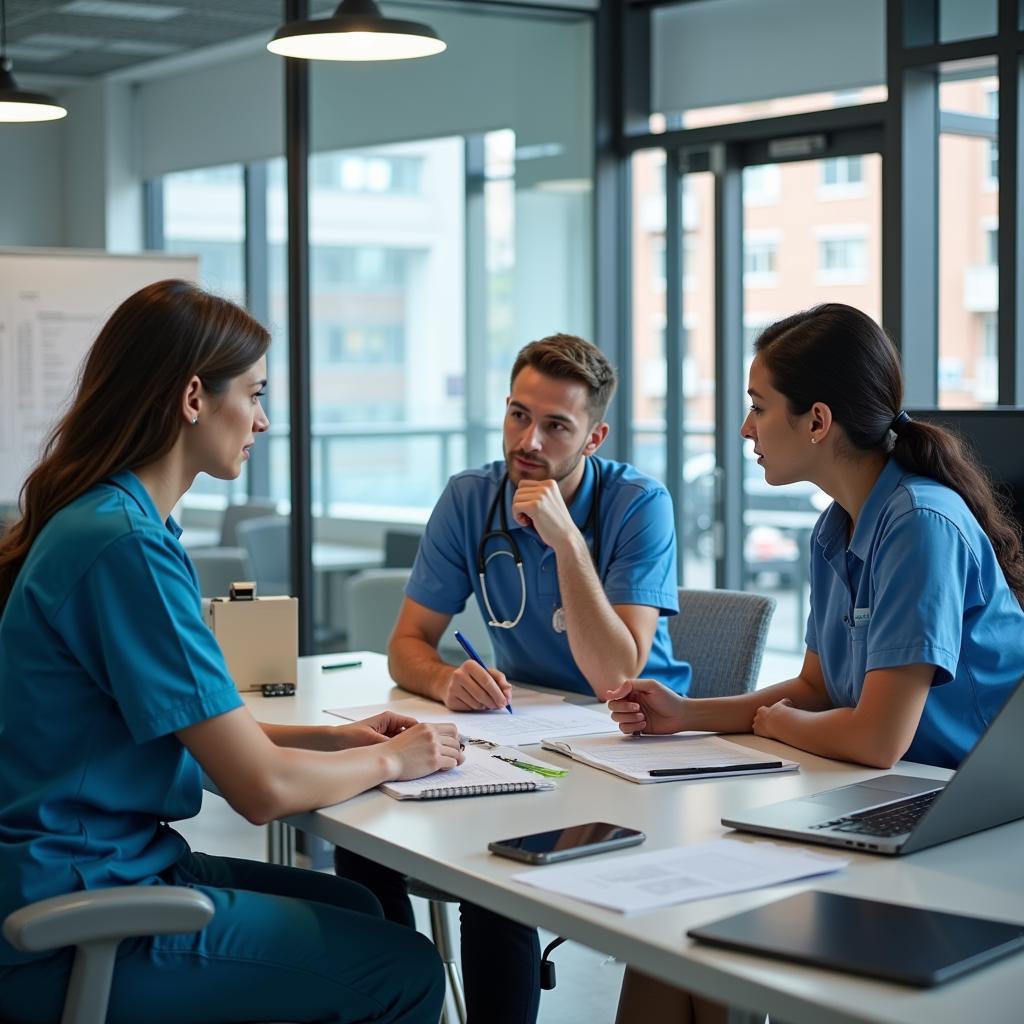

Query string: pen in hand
453 630 513 714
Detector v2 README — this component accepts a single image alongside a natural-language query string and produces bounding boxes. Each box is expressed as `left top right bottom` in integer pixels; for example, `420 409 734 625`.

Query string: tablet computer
687 890 1024 987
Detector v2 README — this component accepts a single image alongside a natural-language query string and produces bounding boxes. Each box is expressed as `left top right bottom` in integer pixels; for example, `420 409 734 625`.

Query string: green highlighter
492 754 568 778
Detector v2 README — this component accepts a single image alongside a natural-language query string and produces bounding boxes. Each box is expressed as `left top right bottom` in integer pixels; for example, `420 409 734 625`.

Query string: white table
239 653 1024 1024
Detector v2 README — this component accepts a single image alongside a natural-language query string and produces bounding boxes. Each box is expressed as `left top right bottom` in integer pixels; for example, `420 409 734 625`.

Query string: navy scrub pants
0 850 445 1024
333 847 541 1024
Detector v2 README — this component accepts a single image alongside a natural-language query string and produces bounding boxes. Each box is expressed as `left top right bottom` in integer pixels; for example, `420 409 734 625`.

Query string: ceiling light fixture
267 0 446 62
0 0 68 123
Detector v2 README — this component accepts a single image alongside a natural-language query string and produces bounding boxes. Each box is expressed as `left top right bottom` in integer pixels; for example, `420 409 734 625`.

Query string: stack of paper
513 839 848 913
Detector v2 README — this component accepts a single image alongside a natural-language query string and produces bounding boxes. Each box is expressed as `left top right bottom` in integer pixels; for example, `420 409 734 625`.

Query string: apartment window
742 164 780 206
743 232 780 289
819 155 866 198
987 226 998 265
817 232 868 282
985 89 998 186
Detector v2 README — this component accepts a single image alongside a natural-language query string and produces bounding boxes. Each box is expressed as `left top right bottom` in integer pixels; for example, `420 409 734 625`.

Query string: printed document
327 689 617 747
541 733 798 783
513 838 848 913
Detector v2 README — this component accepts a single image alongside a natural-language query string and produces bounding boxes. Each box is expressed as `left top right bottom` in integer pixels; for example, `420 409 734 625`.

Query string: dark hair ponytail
755 303 1024 607
0 280 269 610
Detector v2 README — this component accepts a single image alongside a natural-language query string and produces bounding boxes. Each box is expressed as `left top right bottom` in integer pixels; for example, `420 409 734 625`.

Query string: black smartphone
488 822 645 865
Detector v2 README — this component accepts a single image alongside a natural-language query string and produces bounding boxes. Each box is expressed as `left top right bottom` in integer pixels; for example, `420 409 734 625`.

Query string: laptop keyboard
811 789 941 838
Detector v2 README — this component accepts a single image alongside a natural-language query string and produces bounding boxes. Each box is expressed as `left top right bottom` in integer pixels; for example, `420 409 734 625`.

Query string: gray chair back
235 516 290 596
189 547 252 598
669 588 776 698
219 499 279 547
345 568 493 663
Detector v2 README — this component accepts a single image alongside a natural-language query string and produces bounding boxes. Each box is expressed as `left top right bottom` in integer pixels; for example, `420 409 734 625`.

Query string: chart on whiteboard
0 249 198 501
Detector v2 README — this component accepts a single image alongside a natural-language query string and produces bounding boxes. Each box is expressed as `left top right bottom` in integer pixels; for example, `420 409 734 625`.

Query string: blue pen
453 630 513 714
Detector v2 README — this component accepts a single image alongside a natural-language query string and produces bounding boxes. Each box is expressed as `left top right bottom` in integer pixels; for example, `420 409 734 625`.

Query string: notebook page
381 744 554 799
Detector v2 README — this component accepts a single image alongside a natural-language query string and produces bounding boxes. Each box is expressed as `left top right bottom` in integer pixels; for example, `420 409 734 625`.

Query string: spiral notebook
381 745 557 801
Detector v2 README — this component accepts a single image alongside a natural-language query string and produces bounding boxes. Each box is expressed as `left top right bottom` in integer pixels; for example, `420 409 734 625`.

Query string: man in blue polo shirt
335 333 690 1024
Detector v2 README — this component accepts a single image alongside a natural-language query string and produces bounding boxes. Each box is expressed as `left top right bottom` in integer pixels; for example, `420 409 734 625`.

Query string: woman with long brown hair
610 303 1024 1024
0 280 457 1023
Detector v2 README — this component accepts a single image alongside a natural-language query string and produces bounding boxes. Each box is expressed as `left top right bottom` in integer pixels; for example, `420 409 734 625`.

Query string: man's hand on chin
512 479 575 548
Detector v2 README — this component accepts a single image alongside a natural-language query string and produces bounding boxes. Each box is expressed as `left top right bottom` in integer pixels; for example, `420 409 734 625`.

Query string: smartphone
488 822 645 865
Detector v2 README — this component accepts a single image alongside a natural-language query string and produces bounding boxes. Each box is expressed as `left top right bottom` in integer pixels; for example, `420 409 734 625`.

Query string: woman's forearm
259 721 341 750
685 675 832 733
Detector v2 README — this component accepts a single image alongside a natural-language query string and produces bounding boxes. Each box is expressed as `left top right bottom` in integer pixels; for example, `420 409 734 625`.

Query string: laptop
722 676 1024 855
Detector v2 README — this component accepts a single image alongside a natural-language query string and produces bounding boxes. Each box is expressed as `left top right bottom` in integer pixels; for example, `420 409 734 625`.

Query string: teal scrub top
406 456 692 697
805 458 1024 769
0 471 242 965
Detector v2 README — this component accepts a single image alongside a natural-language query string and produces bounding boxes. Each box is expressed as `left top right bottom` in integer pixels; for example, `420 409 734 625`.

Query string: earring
192 416 199 425
810 436 818 445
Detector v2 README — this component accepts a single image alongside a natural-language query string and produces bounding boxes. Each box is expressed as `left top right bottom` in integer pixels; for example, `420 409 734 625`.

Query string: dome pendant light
268 0 446 62
0 0 67 123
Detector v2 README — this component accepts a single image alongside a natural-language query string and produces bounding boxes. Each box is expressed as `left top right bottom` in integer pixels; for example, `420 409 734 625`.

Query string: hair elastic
890 409 911 434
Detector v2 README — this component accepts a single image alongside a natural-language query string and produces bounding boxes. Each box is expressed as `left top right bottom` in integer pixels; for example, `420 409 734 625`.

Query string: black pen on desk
453 629 513 714
321 659 362 671
648 761 783 777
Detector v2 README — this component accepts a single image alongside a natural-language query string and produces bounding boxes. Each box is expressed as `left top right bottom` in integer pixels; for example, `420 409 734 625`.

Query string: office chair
383 529 423 569
345 568 493 663
188 546 252 598
671 587 776 698
219 499 279 547
235 516 291 596
3 886 214 1024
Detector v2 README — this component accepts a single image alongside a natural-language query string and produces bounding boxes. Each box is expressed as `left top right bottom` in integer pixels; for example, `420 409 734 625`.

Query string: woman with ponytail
0 281 450 1023
611 303 1024 1024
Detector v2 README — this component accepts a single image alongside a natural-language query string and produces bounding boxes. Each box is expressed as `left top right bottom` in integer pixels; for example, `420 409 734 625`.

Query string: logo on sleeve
853 607 871 626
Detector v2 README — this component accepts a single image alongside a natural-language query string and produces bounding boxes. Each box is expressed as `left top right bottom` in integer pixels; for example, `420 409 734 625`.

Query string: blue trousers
334 847 541 1024
0 851 445 1024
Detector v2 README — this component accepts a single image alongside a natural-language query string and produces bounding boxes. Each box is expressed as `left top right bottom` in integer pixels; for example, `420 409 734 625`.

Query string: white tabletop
241 653 1024 1024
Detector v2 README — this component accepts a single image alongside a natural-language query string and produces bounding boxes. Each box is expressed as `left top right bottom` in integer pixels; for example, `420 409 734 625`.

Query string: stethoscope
477 459 602 631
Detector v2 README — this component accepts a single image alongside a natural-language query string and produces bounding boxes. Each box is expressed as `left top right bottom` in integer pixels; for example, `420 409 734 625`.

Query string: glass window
742 154 881 673
161 162 247 506
939 67 999 408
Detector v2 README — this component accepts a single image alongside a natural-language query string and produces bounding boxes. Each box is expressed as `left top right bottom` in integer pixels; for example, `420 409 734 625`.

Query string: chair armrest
3 886 215 953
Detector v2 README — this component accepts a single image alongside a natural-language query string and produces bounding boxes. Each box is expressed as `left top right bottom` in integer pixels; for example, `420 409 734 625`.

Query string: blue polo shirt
0 471 241 965
406 456 691 697
805 458 1024 769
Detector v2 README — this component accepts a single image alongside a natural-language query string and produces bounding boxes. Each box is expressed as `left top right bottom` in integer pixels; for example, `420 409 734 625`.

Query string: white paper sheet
327 689 618 747
513 839 848 914
541 733 798 783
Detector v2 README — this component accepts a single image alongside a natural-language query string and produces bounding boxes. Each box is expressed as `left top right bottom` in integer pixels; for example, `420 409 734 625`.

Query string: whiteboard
0 248 199 502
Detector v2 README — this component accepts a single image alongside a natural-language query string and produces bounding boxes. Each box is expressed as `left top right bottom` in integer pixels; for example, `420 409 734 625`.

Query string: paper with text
541 733 798 783
513 839 848 913
327 689 617 747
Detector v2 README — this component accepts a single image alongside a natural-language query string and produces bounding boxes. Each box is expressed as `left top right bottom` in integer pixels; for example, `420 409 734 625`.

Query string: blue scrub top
0 471 242 965
406 456 692 697
805 458 1024 769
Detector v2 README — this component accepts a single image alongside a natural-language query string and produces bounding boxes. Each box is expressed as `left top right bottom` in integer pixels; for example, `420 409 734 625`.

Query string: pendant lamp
268 0 446 62
0 0 67 123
